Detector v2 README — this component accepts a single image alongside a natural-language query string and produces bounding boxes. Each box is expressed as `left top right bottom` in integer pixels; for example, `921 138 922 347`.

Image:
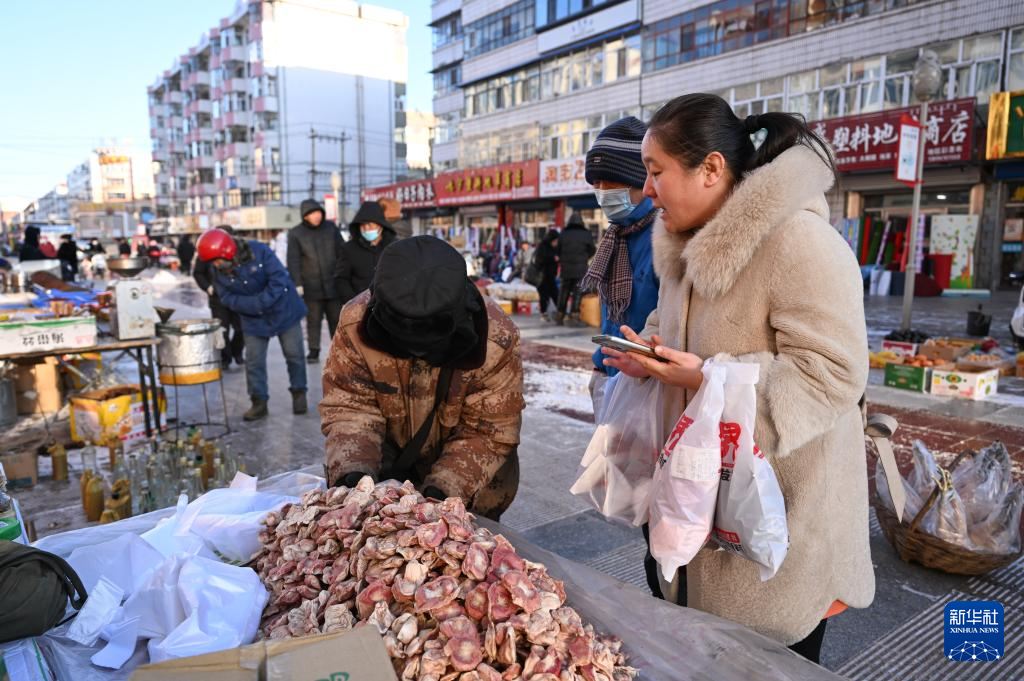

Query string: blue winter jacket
213 240 308 338
592 199 660 376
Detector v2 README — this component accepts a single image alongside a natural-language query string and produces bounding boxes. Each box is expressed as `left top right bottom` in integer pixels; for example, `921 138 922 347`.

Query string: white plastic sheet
648 361 727 580
571 374 666 526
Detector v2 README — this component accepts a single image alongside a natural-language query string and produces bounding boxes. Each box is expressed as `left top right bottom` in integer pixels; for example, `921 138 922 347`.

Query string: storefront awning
840 166 982 193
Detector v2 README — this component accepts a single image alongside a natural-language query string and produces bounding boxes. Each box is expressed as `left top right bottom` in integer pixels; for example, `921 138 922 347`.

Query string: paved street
10 270 1024 679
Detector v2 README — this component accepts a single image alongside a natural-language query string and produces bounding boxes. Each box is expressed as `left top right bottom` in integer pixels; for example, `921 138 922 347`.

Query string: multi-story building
147 0 409 236
31 183 70 223
363 0 1023 290
66 148 155 208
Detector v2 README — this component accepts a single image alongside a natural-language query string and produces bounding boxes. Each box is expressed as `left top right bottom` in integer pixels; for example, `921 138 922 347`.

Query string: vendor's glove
341 471 372 488
422 485 447 501
296 286 304 297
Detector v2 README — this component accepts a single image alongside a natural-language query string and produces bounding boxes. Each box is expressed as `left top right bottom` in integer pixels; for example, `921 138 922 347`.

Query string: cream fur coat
645 145 873 645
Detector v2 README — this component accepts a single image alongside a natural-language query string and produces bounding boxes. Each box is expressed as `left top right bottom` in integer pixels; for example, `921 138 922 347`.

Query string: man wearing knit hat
580 116 660 406
580 115 662 599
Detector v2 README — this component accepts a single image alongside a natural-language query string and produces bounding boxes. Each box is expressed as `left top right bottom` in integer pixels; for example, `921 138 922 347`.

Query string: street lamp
900 50 943 331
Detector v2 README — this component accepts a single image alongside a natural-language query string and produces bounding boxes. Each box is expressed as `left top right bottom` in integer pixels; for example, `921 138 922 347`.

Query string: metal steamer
156 318 231 437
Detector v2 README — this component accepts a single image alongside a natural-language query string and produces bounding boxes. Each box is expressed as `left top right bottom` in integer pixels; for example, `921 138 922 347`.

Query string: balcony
248 23 262 41
222 111 251 128
215 142 248 161
195 99 212 115
225 77 248 93
163 90 183 105
432 0 460 24
256 167 281 183
221 44 248 63
184 70 211 88
188 182 217 198
253 96 277 113
250 61 263 77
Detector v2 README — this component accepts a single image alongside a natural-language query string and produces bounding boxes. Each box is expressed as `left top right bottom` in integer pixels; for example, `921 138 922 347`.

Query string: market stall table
19 469 842 681
0 335 162 440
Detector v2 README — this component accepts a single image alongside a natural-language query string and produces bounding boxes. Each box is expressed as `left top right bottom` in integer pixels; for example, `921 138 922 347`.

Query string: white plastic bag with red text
712 362 789 581
648 361 727 581
571 374 665 526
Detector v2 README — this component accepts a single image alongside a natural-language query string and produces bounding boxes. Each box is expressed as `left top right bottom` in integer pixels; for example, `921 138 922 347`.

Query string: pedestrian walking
555 212 595 326
579 116 661 411
176 234 195 275
18 226 46 262
336 200 397 304
194 225 245 370
197 227 308 422
117 238 132 256
287 199 345 364
320 236 525 521
57 234 79 282
532 230 560 321
601 94 870 663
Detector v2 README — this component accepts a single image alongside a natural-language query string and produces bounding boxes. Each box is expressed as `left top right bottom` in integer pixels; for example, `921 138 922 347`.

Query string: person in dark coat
197 227 308 422
19 225 47 261
532 230 560 321
176 235 196 276
556 212 596 326
57 234 79 281
117 238 132 256
337 201 397 305
194 225 245 370
287 199 345 363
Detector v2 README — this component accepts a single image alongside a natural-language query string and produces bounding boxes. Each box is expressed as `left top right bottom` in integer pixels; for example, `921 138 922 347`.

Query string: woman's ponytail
648 95 836 183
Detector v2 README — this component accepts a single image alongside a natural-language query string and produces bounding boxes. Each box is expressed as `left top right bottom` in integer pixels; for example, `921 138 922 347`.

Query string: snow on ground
523 361 593 417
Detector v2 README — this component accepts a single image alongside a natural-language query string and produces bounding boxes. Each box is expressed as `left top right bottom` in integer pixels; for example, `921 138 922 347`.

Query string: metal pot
156 318 225 385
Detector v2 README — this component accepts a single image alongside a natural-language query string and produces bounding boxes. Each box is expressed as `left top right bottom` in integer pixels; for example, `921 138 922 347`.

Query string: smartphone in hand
592 334 668 362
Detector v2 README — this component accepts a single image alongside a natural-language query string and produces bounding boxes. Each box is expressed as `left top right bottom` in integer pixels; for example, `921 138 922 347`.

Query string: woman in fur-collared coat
602 94 872 663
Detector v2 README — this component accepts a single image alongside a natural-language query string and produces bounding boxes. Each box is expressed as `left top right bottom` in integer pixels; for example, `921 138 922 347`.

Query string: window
1008 26 1024 91
465 0 534 59
433 13 463 48
433 64 462 98
536 0 615 29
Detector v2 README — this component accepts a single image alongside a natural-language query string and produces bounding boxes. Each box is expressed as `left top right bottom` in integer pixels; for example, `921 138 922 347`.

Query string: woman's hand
602 326 703 390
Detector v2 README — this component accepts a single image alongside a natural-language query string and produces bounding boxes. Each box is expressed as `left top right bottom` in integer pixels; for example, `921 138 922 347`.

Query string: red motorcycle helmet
196 228 237 262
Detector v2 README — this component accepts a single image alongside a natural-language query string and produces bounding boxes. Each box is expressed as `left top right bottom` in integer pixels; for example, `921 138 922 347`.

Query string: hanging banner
360 179 436 209
539 156 591 197
812 98 974 172
895 113 921 186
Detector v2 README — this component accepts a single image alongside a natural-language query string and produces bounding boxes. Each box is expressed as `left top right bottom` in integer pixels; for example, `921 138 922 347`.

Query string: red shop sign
361 179 436 209
811 98 975 172
434 160 540 206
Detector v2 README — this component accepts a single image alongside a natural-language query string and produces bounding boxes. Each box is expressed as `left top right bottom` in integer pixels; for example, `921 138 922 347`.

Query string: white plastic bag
954 443 1012 525
571 374 666 526
712 362 789 581
908 440 940 498
972 487 1024 554
647 361 727 581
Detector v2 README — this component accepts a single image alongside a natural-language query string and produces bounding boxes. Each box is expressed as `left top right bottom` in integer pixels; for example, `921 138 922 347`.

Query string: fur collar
651 145 834 298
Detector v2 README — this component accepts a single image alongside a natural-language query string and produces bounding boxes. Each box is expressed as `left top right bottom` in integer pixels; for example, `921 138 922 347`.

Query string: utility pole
339 132 348 223
309 126 317 196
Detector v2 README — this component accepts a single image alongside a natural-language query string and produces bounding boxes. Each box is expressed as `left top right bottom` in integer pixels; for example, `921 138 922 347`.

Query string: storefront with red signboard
817 98 1001 290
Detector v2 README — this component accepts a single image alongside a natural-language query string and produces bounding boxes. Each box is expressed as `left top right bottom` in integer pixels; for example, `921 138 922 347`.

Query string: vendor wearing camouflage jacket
320 236 525 520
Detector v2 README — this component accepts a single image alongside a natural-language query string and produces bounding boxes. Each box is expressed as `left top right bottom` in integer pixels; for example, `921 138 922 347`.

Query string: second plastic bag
571 373 666 526
648 361 727 581
712 362 789 581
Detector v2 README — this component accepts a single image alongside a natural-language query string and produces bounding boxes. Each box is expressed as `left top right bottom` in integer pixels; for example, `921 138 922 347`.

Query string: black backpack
0 542 87 643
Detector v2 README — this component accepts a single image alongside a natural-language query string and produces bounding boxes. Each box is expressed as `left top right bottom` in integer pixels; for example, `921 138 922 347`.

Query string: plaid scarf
580 208 658 323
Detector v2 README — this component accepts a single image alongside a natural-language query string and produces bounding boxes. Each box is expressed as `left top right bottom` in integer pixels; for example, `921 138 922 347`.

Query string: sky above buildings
0 0 431 205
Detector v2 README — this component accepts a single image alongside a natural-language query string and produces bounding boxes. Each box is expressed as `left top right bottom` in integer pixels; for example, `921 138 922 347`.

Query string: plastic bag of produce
648 360 727 580
875 461 924 519
571 373 667 526
971 486 1024 554
918 470 970 546
908 440 940 498
954 442 1012 525
712 362 789 581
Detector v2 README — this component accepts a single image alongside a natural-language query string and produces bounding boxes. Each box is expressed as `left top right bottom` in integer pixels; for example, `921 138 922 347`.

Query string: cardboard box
70 384 167 445
0 450 38 488
130 626 397 681
884 362 931 392
0 316 96 356
931 367 1000 400
880 340 918 358
13 356 65 415
919 339 972 363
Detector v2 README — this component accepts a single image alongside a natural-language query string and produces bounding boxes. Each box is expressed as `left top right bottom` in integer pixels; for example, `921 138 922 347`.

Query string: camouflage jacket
320 291 525 514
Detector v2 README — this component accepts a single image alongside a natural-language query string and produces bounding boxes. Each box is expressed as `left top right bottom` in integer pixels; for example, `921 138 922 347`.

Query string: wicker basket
873 449 1021 576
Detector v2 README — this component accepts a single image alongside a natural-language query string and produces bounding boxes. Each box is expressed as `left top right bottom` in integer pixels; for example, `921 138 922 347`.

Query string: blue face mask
362 229 381 242
594 188 636 222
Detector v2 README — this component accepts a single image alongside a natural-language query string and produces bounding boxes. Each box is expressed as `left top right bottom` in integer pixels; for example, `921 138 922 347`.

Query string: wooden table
0 335 163 438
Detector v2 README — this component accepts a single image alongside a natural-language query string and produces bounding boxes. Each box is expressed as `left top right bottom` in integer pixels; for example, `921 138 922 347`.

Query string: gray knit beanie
584 116 648 189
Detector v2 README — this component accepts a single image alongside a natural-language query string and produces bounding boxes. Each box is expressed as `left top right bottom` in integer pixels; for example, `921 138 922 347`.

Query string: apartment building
361 0 1024 288
148 0 409 235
